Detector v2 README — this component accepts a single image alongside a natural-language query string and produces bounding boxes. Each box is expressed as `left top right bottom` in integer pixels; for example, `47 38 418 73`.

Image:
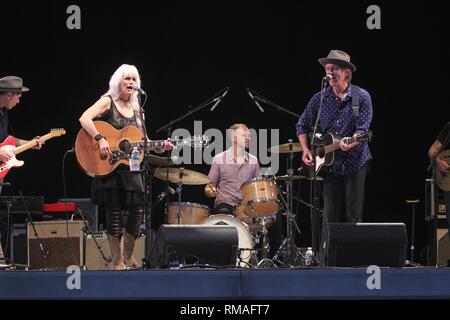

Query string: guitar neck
321 136 356 155
14 133 54 155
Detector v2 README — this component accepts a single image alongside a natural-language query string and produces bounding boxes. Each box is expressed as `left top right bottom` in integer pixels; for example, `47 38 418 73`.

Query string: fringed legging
105 205 144 239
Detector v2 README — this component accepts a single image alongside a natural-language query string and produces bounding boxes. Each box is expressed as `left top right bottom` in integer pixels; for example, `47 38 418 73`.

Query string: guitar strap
351 85 360 121
133 107 146 138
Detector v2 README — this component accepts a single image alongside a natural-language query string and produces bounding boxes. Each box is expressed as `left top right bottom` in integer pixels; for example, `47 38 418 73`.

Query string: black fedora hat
0 76 29 93
318 50 357 72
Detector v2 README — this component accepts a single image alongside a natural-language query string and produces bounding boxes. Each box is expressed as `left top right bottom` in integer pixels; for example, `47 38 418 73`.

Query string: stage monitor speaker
148 224 238 268
28 220 84 270
84 232 145 270
322 223 408 267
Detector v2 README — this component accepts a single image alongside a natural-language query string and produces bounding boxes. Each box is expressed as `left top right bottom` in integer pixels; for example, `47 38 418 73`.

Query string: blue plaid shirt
295 85 373 176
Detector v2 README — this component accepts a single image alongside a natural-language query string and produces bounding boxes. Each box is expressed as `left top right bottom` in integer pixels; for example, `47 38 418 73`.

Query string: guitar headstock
356 130 373 143
174 135 209 149
49 128 66 137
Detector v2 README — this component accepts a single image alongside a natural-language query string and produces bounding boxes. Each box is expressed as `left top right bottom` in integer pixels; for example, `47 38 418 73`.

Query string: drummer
204 123 280 256
204 123 259 212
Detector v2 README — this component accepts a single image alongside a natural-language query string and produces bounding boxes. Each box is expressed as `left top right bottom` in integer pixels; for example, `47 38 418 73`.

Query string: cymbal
268 142 302 153
275 175 323 181
154 168 210 185
147 154 173 166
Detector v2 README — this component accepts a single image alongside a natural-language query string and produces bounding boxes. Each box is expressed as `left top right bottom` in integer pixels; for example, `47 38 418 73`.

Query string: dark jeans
322 163 369 224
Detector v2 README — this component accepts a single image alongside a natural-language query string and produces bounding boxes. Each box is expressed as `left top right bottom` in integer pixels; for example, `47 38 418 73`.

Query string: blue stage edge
1 267 450 299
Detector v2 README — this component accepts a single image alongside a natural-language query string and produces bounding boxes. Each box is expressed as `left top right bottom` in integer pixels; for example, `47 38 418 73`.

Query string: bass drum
201 214 254 268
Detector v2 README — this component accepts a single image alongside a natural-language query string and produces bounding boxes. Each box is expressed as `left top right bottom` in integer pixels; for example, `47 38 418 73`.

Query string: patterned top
98 96 138 130
295 85 373 176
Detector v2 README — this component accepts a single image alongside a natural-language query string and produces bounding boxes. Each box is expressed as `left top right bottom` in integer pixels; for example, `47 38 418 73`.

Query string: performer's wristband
95 134 104 142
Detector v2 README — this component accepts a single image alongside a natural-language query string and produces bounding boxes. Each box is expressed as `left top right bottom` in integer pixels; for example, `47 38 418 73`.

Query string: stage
1 266 450 300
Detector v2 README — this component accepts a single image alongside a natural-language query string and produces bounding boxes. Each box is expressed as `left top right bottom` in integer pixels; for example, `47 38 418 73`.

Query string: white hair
104 64 142 109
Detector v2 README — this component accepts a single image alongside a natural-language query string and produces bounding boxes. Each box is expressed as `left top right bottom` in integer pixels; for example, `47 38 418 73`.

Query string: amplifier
27 220 84 270
84 232 146 270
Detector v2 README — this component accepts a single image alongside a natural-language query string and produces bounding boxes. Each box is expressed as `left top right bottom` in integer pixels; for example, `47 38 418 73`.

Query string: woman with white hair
79 64 171 270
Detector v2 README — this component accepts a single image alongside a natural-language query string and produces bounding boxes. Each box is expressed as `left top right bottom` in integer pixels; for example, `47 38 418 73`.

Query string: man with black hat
0 76 44 264
0 76 44 167
295 50 373 261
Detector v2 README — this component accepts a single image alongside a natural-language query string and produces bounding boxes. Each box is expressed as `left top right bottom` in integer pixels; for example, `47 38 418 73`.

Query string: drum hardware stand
175 169 185 225
256 218 277 268
269 176 302 266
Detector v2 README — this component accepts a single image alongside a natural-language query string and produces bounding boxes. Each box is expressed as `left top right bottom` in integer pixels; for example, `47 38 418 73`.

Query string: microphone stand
246 88 301 118
245 88 304 265
308 77 328 261
144 87 227 267
134 92 154 264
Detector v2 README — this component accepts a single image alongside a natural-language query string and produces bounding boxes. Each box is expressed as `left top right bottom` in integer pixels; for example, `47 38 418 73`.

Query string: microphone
134 87 147 95
156 186 176 201
210 87 229 111
167 186 176 195
246 88 264 112
323 74 334 81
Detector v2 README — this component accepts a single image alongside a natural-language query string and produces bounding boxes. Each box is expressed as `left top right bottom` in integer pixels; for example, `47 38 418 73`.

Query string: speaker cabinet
84 232 145 270
27 221 84 270
148 225 238 268
322 223 408 267
10 224 27 265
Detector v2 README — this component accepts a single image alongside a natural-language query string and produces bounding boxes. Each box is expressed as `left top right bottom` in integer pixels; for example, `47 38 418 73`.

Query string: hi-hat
268 142 302 153
154 167 210 185
274 175 304 181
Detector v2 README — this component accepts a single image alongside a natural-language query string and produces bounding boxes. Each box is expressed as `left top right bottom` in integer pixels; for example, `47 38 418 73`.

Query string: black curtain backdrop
1 1 447 256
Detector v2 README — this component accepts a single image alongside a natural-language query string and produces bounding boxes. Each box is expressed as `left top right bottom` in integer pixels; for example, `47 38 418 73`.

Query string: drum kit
150 139 312 268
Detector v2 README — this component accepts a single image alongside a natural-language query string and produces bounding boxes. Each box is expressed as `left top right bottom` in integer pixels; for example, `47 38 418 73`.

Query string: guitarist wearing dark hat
296 50 373 256
0 76 45 192
0 75 44 264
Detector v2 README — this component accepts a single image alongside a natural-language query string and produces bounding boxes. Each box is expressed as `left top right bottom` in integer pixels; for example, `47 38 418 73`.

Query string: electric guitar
436 150 450 191
0 129 66 179
301 131 373 178
75 120 209 177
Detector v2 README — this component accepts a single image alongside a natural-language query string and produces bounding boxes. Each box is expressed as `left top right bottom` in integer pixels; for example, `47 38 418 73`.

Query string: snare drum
201 214 254 267
240 177 279 217
167 202 210 225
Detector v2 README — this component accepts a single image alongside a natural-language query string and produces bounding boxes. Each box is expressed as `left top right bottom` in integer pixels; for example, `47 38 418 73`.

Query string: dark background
1 1 447 261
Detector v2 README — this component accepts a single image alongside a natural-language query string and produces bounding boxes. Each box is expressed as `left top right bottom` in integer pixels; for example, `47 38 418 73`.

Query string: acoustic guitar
301 131 373 178
75 120 208 177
